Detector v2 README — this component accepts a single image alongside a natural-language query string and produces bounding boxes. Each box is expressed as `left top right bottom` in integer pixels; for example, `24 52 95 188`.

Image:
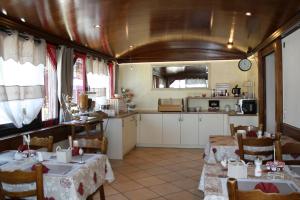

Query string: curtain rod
0 15 115 61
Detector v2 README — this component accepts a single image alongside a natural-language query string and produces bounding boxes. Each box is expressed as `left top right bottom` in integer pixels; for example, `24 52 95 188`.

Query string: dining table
199 134 300 200
199 162 300 200
204 134 300 164
0 150 114 200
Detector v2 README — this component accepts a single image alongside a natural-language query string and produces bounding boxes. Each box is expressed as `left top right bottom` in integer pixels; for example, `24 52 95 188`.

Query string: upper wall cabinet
282 28 300 129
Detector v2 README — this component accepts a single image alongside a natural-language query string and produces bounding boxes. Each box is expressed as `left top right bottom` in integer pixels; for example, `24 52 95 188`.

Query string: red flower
235 149 240 155
77 182 84 196
93 172 97 183
212 148 217 154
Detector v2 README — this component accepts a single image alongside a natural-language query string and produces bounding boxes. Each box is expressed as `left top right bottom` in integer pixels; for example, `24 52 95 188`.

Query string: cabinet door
180 114 198 145
199 114 224 146
162 114 181 145
139 114 163 144
123 115 137 155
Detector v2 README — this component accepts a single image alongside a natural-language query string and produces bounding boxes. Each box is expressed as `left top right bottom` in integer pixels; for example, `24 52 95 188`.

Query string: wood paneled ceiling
0 0 299 63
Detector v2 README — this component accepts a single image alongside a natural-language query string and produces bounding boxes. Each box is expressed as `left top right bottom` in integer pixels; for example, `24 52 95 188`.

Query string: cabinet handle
139 114 141 121
199 118 202 122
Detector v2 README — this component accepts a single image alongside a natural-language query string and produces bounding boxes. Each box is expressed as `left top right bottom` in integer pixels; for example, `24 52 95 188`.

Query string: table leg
99 185 105 200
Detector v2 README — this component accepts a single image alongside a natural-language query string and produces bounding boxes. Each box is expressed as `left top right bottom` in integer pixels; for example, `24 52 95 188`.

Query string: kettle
232 87 241 97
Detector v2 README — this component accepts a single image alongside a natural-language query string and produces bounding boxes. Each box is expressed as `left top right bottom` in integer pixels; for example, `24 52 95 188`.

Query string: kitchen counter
107 110 257 118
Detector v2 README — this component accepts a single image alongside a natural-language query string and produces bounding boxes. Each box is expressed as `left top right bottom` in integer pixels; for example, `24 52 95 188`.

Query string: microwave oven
239 99 257 114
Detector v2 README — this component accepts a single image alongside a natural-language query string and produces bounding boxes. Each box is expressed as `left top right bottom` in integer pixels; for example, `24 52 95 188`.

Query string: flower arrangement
121 88 134 103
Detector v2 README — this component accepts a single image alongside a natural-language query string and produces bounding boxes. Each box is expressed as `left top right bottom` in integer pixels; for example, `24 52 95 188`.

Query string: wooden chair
227 178 300 200
237 133 274 163
30 136 54 152
72 137 106 200
275 140 300 165
0 164 44 200
230 124 263 136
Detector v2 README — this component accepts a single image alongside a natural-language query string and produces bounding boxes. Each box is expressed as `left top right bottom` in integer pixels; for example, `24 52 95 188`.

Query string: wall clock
238 58 252 71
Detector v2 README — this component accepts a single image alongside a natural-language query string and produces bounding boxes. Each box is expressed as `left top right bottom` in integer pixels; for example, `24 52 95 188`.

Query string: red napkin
31 164 49 174
254 182 280 193
72 147 80 156
17 144 29 152
246 130 257 137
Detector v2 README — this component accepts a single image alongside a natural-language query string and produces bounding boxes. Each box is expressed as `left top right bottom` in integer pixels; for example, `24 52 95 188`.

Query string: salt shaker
254 157 262 177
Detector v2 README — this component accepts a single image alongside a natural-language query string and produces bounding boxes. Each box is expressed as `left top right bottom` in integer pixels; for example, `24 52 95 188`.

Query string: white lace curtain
0 31 46 128
86 57 109 107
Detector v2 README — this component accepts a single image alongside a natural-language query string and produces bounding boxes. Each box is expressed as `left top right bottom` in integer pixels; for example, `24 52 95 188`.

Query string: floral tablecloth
204 135 300 164
199 162 300 200
0 151 114 200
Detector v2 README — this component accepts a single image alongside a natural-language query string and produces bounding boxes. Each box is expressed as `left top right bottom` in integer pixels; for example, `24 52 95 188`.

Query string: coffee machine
239 99 257 114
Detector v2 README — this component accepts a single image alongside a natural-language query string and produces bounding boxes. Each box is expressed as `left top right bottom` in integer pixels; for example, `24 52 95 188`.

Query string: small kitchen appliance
208 100 220 111
239 99 257 114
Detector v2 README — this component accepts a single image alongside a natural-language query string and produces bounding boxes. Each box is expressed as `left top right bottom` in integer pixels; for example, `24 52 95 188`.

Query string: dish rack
158 98 184 112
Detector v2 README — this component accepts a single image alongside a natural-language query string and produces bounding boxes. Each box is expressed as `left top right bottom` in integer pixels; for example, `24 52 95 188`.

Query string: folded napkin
17 144 29 152
254 182 279 193
246 130 257 137
31 164 49 174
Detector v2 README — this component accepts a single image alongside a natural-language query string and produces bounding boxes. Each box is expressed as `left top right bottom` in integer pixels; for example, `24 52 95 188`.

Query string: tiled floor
93 147 204 200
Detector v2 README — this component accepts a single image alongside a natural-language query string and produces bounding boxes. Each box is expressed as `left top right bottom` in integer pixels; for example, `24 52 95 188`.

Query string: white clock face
238 59 252 71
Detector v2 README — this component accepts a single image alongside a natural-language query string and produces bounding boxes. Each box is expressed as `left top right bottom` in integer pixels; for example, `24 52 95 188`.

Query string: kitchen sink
221 178 300 196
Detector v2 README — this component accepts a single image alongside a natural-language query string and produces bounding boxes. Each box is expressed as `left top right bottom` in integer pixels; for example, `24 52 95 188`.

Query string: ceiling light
2 9 7 15
95 24 101 28
245 12 252 16
227 42 233 49
129 45 133 48
20 17 26 22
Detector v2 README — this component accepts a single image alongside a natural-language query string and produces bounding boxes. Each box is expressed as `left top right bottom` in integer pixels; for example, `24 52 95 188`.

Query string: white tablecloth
0 151 114 200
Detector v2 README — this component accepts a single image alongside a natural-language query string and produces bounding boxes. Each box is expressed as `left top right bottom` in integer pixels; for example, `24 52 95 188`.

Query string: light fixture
20 17 26 22
245 12 252 16
129 45 133 48
227 42 233 49
2 9 7 15
95 24 101 28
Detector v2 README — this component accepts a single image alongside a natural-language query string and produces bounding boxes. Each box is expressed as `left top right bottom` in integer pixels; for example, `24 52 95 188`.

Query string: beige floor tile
124 188 159 200
144 167 171 175
104 185 120 196
164 191 200 200
171 178 199 190
157 172 186 182
114 166 141 174
127 170 153 180
136 176 165 187
112 173 131 183
106 193 129 200
149 183 182 196
179 169 201 177
151 198 167 200
111 181 144 192
188 188 204 198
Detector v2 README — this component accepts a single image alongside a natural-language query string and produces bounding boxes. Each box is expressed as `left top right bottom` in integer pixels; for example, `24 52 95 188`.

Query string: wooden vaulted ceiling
0 0 299 63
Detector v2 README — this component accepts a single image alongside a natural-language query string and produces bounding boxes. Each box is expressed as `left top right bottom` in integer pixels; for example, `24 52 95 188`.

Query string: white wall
118 60 258 110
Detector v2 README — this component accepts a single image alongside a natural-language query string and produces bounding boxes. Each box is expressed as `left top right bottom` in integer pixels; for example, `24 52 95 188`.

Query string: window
42 54 58 122
72 57 85 104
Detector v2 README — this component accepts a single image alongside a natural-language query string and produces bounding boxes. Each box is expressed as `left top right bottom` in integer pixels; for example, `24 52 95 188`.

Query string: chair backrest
237 133 274 163
0 164 44 200
227 178 300 200
30 136 54 152
275 140 300 165
74 136 108 154
230 124 263 136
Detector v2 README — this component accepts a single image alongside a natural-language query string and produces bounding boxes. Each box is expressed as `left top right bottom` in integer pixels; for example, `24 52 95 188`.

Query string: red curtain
108 61 114 98
46 43 57 69
73 52 87 91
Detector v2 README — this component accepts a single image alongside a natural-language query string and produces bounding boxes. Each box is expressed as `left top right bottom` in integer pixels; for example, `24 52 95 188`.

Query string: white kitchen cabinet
162 114 181 145
139 114 163 145
198 114 224 146
180 114 198 145
104 114 137 159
